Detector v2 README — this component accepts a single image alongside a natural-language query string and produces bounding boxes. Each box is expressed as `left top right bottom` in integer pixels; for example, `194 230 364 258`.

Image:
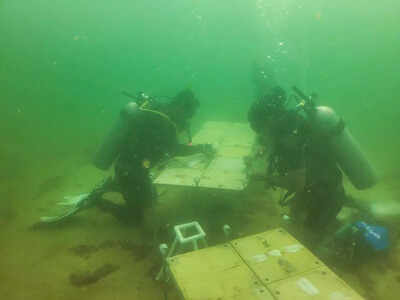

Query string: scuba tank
93 102 139 170
93 90 189 170
292 87 378 190
93 91 164 170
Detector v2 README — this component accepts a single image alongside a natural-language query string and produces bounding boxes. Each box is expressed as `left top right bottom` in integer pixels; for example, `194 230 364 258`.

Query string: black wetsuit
94 106 199 223
269 113 345 232
298 136 345 231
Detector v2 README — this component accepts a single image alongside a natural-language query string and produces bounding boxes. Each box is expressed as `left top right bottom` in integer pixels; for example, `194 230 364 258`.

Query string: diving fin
39 193 90 223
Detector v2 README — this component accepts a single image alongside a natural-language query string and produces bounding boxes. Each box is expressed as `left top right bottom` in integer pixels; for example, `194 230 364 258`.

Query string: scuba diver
247 85 378 236
40 89 214 225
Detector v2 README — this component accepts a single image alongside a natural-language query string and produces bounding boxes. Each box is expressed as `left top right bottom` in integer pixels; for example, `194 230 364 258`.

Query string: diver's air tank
93 102 138 170
309 106 378 190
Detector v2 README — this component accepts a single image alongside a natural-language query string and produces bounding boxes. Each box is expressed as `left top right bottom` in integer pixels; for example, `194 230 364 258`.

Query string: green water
2 1 399 176
1 1 400 299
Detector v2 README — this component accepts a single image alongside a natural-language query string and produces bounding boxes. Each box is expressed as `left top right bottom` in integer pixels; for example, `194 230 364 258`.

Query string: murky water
1 1 399 299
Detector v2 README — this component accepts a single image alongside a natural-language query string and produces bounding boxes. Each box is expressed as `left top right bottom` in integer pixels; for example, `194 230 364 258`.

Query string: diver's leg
321 184 345 228
123 169 154 224
110 163 155 225
289 190 310 224
84 175 138 219
84 176 118 208
305 184 345 232
89 176 129 218
96 157 145 221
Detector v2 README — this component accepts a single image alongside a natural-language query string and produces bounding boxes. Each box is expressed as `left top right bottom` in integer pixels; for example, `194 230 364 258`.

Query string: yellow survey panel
168 228 365 300
168 244 275 300
154 121 255 190
232 228 365 299
231 228 324 283
267 267 365 300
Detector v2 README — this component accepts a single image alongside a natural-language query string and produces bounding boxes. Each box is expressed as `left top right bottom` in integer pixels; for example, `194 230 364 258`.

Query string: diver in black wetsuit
248 86 377 234
88 89 213 225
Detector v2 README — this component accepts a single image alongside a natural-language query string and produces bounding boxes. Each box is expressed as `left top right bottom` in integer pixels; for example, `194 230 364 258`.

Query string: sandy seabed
1 154 399 300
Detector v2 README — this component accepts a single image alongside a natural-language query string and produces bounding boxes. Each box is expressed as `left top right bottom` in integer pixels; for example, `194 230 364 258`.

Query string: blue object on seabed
354 221 389 251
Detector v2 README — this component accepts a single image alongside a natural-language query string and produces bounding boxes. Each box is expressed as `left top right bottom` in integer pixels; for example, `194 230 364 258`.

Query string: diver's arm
266 168 306 192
